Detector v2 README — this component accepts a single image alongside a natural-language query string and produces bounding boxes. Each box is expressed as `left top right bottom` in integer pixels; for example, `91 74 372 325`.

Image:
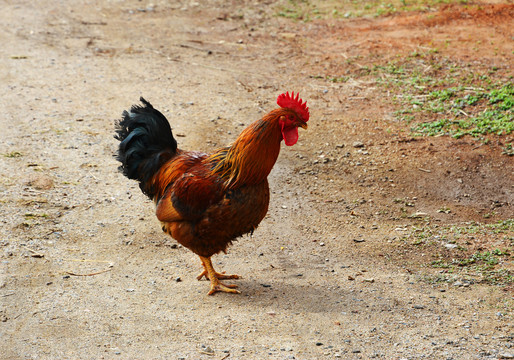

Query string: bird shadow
198 276 354 314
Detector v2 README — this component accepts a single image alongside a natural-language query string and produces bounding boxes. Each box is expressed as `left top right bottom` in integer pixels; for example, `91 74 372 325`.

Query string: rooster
115 92 309 295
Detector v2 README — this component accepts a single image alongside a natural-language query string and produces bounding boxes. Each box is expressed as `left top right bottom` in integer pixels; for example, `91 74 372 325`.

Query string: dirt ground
1 0 513 359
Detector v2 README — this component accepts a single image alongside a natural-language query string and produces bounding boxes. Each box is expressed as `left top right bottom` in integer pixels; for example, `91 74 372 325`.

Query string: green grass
276 0 472 20
404 220 513 285
503 143 514 156
3 151 23 158
429 249 512 285
314 49 512 151
361 50 513 144
414 84 513 139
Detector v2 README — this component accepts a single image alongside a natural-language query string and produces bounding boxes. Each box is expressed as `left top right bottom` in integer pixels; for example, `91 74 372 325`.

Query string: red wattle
282 126 299 146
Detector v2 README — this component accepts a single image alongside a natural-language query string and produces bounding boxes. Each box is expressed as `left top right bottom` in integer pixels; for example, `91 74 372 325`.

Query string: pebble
500 353 514 359
201 345 214 354
25 174 54 190
413 305 425 309
352 141 365 148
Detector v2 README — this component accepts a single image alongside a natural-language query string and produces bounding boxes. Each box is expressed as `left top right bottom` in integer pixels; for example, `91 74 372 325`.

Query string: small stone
363 278 375 283
353 239 365 243
279 32 297 39
499 353 514 359
444 243 458 249
25 174 54 190
319 242 325 246
413 305 425 309
315 342 323 346
352 141 364 148
175 277 182 282
200 345 214 355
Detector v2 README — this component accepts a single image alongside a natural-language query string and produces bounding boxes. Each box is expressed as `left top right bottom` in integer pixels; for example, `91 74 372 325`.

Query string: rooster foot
196 268 240 281
199 255 241 295
208 280 241 296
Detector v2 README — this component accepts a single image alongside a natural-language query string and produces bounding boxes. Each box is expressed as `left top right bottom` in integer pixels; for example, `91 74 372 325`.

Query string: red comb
277 91 309 122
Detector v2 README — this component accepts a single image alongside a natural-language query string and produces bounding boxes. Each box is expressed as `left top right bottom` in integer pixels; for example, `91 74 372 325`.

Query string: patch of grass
275 0 474 20
457 249 507 268
405 220 513 285
24 213 49 219
276 0 314 21
502 143 513 156
414 84 513 139
326 75 349 83
360 50 513 145
3 151 23 158
486 219 514 234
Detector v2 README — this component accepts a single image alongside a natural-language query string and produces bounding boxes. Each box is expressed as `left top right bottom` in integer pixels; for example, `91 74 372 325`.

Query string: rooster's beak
299 123 308 130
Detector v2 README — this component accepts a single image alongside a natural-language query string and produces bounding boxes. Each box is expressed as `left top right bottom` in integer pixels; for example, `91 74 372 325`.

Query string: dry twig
65 268 112 277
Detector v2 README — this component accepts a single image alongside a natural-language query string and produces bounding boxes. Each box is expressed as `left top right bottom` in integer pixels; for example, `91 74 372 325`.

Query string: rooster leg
196 259 240 281
198 256 241 295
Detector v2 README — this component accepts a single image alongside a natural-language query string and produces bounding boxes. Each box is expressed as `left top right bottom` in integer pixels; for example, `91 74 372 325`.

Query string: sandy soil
1 1 513 359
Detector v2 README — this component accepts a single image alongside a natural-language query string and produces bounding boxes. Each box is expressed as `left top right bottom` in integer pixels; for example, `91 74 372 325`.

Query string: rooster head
276 91 309 146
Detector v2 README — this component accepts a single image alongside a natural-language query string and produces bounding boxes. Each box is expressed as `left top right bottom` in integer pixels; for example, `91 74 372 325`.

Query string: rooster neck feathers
207 110 286 189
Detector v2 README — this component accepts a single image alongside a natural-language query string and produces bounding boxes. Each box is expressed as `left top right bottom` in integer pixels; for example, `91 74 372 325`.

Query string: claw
207 282 240 296
197 269 240 281
199 256 241 295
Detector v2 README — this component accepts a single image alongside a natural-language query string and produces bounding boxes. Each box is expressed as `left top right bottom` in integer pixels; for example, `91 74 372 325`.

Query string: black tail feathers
115 97 177 198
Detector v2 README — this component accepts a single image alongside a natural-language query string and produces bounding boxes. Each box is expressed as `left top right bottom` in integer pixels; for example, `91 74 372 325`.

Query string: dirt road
1 1 512 359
